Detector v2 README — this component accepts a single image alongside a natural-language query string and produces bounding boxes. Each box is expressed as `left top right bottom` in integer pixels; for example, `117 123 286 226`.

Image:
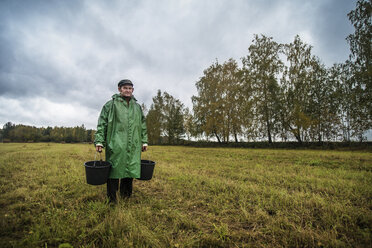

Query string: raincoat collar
112 94 137 102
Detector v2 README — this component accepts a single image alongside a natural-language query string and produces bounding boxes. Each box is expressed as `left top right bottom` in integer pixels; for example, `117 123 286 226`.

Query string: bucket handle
93 151 103 167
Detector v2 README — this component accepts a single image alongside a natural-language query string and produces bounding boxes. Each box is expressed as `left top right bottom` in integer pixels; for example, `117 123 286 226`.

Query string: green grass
0 143 371 247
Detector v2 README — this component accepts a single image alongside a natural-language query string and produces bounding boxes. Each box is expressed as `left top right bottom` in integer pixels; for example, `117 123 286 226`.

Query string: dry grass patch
0 143 371 247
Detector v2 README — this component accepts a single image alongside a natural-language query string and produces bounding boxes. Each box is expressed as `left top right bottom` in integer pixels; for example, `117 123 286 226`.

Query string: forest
0 123 95 143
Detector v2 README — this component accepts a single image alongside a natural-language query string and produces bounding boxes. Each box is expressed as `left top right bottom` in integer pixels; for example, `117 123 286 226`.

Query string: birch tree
281 35 314 143
242 34 283 143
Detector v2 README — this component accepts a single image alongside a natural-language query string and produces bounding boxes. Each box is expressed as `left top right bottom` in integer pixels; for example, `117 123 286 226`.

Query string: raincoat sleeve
94 101 112 147
141 107 148 145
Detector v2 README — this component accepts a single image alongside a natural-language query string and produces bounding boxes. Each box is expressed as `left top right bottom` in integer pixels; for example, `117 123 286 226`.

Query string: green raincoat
94 94 148 179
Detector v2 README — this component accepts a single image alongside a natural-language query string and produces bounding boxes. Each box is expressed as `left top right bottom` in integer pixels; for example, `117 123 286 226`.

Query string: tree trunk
267 120 272 143
291 126 302 143
214 132 221 143
295 133 302 143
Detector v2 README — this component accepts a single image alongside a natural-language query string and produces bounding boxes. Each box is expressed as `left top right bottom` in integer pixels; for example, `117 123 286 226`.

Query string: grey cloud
310 0 355 65
0 0 154 107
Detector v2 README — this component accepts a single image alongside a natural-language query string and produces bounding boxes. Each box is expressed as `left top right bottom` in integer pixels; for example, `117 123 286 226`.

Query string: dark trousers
107 178 133 202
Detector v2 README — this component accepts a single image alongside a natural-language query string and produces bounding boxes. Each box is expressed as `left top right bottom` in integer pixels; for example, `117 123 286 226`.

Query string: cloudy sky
0 0 356 129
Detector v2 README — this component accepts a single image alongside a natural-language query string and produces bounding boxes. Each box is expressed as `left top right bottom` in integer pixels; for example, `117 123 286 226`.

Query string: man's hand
96 145 103 153
142 144 148 152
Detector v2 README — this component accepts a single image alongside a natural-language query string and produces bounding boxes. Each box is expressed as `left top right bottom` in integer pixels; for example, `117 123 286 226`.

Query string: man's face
118 85 134 98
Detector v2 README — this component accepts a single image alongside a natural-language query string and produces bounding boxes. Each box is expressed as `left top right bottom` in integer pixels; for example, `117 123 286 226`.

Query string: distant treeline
180 141 372 151
0 122 95 143
1 122 371 151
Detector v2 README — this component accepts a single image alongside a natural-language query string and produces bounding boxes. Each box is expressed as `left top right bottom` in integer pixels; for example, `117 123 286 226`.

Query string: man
94 79 148 203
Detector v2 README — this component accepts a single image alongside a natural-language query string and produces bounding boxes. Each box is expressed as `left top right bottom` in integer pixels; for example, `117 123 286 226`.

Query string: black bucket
138 160 156 180
84 160 111 185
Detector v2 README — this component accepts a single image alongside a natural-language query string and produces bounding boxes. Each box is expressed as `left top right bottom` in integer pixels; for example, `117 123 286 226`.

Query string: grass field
0 143 371 247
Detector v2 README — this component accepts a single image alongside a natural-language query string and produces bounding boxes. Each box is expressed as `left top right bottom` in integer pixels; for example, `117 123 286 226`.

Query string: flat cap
118 79 133 87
